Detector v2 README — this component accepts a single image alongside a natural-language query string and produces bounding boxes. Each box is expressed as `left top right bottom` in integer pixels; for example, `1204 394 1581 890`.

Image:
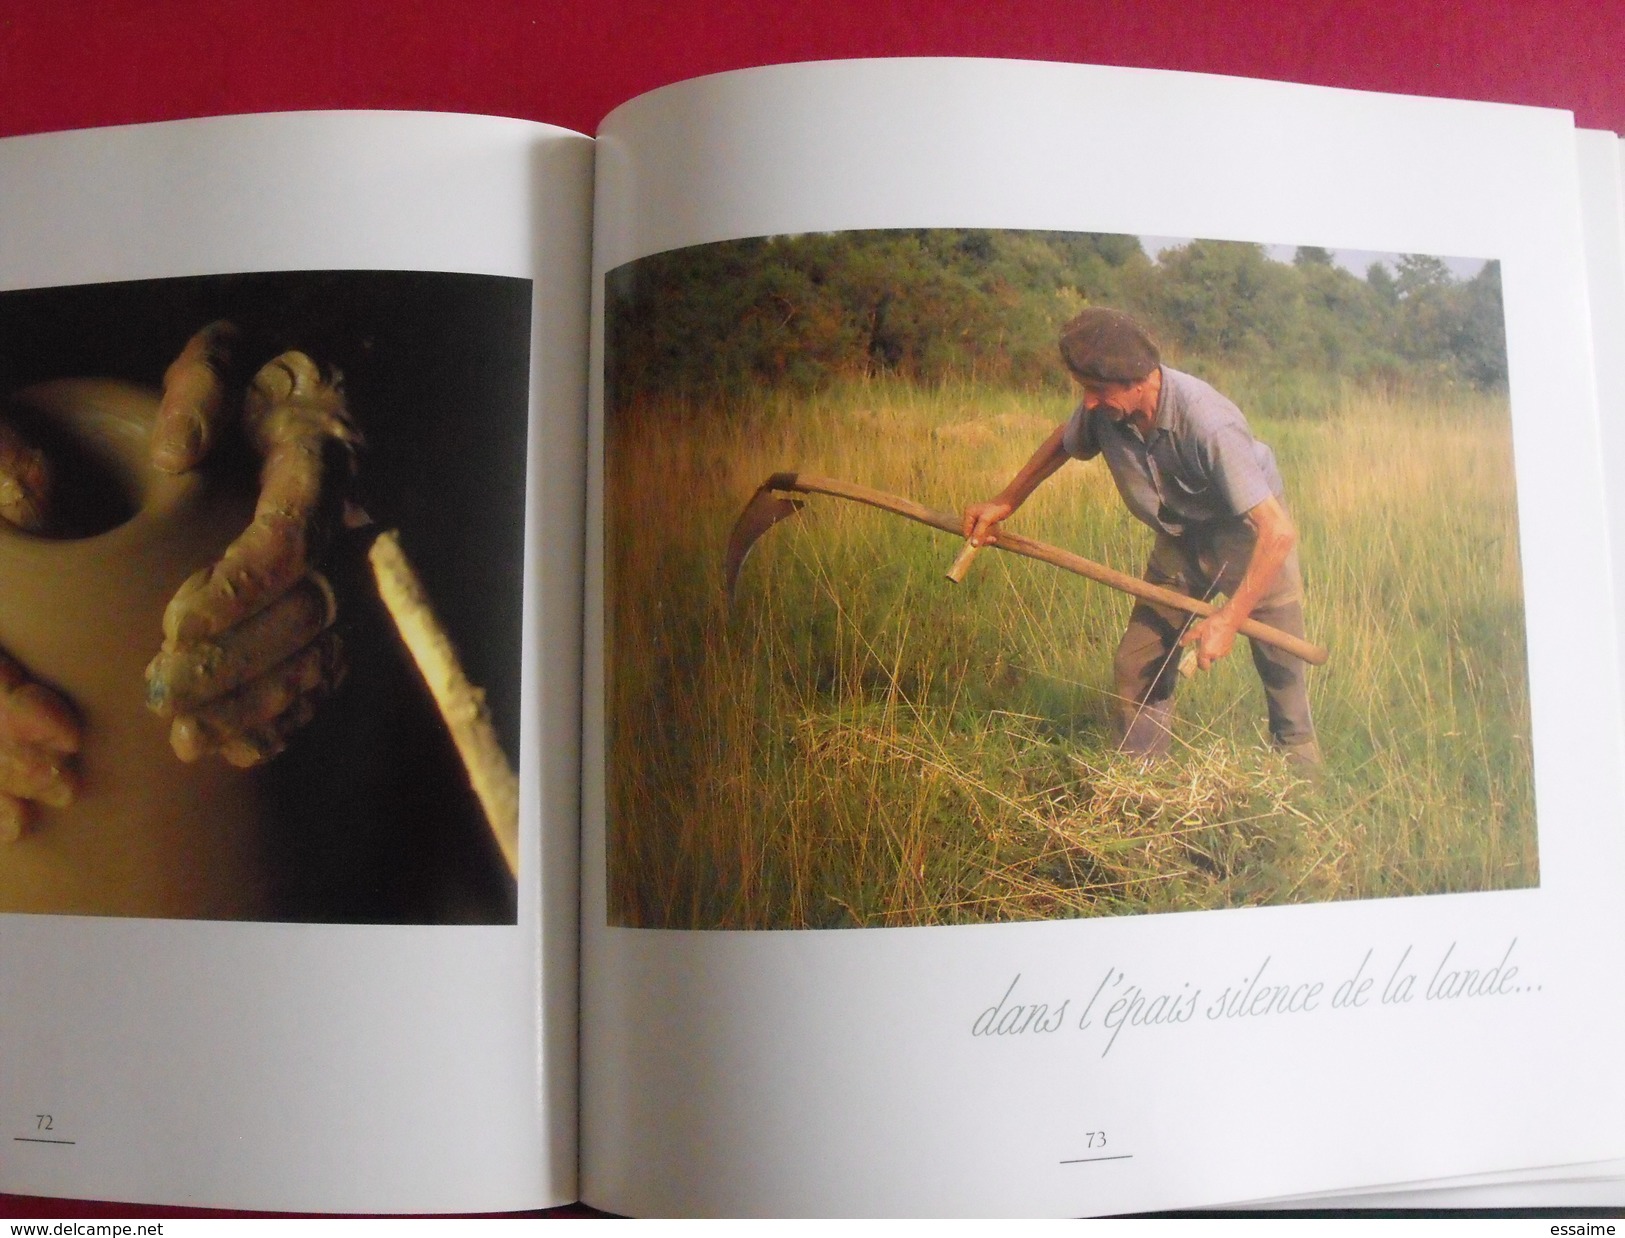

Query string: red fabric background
1 0 1622 138
0 0 1619 1220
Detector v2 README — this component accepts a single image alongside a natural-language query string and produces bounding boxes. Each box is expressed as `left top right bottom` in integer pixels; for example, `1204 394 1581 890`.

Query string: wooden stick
368 530 519 878
945 538 983 583
753 472 1329 666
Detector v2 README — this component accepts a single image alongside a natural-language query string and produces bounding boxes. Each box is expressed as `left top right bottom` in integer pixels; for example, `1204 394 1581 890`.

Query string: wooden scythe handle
945 538 984 583
761 472 1329 666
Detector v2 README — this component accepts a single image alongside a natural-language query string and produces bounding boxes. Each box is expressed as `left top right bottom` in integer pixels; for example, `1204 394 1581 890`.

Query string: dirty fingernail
0 796 25 843
37 764 77 809
222 736 281 768
144 657 172 713
170 716 209 763
152 415 205 473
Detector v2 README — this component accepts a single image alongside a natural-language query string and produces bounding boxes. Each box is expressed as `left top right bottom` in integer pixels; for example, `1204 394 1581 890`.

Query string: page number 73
1086 1131 1106 1148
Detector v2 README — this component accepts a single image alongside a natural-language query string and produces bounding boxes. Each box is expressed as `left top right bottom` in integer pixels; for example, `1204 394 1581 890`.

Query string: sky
1139 236 1489 282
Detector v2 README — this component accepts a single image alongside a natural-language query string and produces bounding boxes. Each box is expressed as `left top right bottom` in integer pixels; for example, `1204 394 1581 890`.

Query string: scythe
725 471 1329 667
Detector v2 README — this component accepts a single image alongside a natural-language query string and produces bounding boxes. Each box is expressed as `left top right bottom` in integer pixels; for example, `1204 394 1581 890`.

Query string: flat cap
1058 308 1160 384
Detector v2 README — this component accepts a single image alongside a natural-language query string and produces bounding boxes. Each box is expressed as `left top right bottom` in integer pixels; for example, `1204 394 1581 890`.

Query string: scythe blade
724 472 805 600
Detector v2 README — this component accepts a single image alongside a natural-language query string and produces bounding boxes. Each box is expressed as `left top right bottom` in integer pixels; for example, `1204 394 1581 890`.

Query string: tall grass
605 377 1535 928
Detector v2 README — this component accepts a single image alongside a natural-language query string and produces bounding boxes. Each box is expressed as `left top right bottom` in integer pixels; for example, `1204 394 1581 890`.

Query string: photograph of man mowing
963 307 1320 772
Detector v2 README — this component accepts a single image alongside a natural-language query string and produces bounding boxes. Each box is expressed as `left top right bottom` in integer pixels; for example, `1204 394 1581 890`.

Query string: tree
1394 253 1454 297
1153 240 1303 362
1449 261 1508 388
1366 261 1399 306
604 230 1508 408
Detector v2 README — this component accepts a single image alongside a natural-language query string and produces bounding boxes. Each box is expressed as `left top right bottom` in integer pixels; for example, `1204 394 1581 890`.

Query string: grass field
605 376 1536 929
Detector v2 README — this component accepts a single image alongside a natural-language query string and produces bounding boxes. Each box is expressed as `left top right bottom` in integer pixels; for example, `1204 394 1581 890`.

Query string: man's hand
0 425 79 840
0 650 80 842
0 404 82 838
1179 496 1298 674
962 499 1016 547
961 422 1072 549
0 419 51 533
144 325 359 768
1182 609 1240 672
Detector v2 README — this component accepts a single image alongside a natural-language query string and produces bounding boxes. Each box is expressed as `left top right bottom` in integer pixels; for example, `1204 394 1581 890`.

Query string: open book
1 59 1623 1217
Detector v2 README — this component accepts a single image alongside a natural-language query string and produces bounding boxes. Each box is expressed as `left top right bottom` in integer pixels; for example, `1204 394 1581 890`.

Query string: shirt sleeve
1201 423 1274 516
1060 403 1099 460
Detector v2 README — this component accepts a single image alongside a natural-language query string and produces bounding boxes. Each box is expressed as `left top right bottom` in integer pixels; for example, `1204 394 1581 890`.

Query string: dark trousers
1113 523 1315 759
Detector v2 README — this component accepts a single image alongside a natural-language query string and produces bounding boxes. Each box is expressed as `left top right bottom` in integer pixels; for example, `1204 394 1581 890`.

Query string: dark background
0 272 530 925
1 0 1619 1220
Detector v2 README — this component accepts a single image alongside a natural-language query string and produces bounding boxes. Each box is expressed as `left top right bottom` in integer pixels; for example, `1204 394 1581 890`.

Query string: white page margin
1251 121 1625 1221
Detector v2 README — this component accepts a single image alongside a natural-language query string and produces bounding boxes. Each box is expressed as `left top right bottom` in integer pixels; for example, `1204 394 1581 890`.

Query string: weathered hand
144 326 359 768
0 422 81 839
0 651 82 842
0 418 51 532
1182 610 1239 672
962 498 1015 546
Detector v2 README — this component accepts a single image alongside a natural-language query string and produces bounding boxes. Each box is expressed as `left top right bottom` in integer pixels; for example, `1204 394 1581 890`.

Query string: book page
582 60 1625 1216
1586 130 1625 699
1243 123 1625 1219
0 112 592 1211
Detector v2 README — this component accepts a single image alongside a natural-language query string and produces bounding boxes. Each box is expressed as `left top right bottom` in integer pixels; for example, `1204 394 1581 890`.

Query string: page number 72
34 1115 54 1131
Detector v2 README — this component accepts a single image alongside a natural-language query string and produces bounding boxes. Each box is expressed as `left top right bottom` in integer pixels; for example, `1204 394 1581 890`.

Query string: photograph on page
0 269 528 924
602 227 1530 931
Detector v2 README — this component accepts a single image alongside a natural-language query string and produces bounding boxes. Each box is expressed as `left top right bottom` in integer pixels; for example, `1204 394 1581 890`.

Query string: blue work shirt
1061 366 1283 537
